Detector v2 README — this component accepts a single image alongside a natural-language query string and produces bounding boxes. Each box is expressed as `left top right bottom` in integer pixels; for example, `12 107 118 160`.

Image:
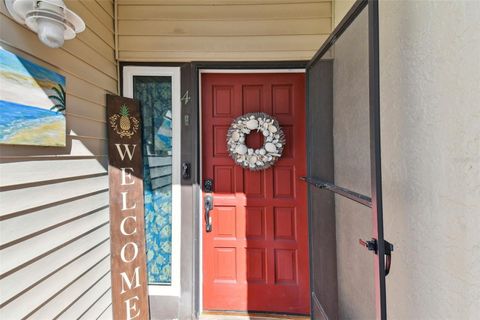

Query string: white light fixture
5 0 85 48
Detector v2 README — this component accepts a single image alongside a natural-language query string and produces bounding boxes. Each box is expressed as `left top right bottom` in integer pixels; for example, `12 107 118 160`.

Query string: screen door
305 1 391 319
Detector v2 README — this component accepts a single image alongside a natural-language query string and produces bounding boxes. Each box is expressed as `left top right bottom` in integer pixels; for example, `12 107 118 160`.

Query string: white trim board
123 66 182 297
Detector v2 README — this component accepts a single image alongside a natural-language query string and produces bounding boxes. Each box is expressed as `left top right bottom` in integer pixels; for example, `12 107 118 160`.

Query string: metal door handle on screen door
204 195 213 232
359 238 394 276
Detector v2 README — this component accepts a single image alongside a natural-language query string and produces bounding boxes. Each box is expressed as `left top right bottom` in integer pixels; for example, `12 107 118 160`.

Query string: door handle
359 238 394 276
204 195 213 232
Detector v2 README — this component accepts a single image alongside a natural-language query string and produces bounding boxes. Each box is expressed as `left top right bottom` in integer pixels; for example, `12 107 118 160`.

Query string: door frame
196 65 308 314
120 61 309 318
122 66 183 297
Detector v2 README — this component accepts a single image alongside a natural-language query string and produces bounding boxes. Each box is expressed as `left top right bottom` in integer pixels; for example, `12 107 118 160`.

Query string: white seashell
276 143 282 148
266 137 273 142
250 115 255 119
237 158 243 163
275 134 280 139
248 148 254 155
255 149 260 154
242 128 251 134
256 161 263 166
259 148 266 155
267 156 273 161
235 144 247 155
263 130 269 136
265 142 277 153
232 131 240 141
263 123 269 128
268 125 278 133
246 119 258 130
250 156 257 164
239 137 245 143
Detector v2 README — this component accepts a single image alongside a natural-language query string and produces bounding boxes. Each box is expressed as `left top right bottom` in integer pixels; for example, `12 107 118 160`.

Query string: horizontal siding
120 50 324 62
119 35 327 52
118 0 333 61
97 0 114 18
1 245 110 318
79 288 113 320
55 272 111 319
0 137 107 158
118 0 330 4
0 0 115 318
67 114 107 139
66 96 107 123
97 304 114 320
119 18 331 36
0 21 116 91
0 207 109 276
0 158 108 188
66 1 114 47
334 0 356 27
118 3 331 20
0 226 109 306
0 175 109 217
0 191 109 246
29 256 111 319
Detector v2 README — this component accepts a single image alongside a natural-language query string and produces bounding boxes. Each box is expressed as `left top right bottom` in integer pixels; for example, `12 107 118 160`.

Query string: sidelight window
123 66 181 296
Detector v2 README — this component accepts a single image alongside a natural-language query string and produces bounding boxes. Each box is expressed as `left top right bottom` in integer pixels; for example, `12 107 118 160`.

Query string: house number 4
181 90 191 105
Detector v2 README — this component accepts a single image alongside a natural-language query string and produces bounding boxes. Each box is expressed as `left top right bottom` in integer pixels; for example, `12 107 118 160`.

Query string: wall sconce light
5 0 85 48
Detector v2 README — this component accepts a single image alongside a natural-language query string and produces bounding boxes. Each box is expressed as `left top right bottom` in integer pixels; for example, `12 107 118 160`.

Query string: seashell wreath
227 112 285 171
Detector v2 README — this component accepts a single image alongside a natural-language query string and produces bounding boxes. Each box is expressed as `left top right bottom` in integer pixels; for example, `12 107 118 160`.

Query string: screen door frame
305 0 389 319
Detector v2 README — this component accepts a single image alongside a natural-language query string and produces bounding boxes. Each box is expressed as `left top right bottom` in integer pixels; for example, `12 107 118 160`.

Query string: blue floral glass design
133 76 172 284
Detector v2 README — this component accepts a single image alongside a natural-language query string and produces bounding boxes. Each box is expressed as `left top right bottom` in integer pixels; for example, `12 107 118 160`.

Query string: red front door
202 73 309 314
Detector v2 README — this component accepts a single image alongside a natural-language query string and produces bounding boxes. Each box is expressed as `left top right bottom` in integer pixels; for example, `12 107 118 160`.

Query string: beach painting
0 48 66 146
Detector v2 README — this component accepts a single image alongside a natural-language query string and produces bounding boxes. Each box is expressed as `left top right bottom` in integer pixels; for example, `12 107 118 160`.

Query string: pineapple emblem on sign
109 104 140 138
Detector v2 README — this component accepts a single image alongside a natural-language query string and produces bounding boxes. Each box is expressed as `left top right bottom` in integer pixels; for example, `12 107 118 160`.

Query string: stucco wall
0 1 116 318
380 1 480 319
333 0 480 319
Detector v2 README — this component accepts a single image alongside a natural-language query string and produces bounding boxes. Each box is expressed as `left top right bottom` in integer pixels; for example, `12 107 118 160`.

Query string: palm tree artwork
49 84 66 114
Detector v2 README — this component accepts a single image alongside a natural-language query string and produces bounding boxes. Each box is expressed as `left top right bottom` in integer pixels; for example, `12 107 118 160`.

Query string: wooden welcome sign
106 95 149 320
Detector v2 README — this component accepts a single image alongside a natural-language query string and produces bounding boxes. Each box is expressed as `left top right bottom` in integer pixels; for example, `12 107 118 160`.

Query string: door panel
202 73 309 314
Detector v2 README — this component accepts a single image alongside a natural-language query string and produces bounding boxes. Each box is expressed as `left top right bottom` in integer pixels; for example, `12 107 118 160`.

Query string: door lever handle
204 195 213 232
359 238 394 276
